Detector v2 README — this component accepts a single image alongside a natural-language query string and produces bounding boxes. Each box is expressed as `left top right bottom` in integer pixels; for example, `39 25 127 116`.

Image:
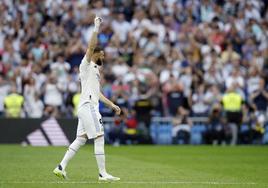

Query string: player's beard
96 58 103 66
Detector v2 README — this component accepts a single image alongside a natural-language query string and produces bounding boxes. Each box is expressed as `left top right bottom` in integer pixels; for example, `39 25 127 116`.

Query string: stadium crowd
0 0 268 144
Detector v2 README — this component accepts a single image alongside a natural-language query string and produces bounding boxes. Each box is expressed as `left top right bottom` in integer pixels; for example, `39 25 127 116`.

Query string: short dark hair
93 46 102 54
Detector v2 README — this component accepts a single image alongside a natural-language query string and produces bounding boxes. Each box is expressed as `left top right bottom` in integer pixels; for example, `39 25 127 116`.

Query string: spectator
204 85 222 107
191 84 209 116
0 0 266 130
251 113 265 144
221 85 245 145
65 77 79 117
220 43 240 64
27 93 44 118
111 13 131 43
247 65 261 96
72 91 80 117
159 63 179 84
0 75 10 117
225 68 245 91
91 0 110 18
134 85 153 143
204 104 226 145
43 74 63 115
200 0 215 22
250 78 268 114
31 40 44 62
111 58 129 77
4 85 24 118
242 38 257 61
23 78 40 117
121 109 139 145
179 67 193 97
108 108 126 146
167 83 189 116
50 54 71 91
172 107 192 144
134 86 152 128
204 65 223 86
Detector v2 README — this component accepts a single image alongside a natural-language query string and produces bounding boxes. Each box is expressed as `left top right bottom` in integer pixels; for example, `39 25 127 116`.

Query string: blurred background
0 0 268 146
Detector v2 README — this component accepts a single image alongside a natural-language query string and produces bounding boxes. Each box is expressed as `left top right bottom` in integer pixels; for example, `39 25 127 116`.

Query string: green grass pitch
0 145 268 188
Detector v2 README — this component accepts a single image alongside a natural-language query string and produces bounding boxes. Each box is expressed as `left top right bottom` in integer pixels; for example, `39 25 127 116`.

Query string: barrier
0 117 267 145
0 117 206 145
0 118 77 145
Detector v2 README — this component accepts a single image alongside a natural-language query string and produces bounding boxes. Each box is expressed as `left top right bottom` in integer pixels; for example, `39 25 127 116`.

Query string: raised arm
86 16 102 62
99 93 121 115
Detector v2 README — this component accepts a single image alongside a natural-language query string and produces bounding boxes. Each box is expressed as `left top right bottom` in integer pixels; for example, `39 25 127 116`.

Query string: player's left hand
111 104 121 115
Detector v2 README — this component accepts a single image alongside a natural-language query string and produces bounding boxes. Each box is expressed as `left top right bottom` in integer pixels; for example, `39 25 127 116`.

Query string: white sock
60 136 87 170
94 136 107 176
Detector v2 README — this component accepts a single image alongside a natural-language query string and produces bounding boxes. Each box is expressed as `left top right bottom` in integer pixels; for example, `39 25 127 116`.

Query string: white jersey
78 56 101 107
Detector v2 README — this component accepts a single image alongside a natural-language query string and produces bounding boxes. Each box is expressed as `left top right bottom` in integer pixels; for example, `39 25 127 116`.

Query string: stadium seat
190 124 206 145
240 124 250 132
190 133 202 145
156 124 172 145
150 123 159 144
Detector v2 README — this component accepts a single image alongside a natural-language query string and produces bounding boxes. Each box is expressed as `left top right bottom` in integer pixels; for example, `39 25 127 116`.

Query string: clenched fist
94 16 103 30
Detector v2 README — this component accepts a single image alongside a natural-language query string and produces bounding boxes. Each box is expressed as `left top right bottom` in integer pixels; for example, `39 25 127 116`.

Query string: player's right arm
85 16 102 62
86 32 98 61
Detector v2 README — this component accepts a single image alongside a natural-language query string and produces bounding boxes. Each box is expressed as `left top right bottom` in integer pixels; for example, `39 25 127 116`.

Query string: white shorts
76 102 104 139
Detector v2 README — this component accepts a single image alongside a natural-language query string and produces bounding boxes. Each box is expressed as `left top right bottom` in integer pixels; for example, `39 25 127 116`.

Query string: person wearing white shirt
53 16 121 182
111 13 131 43
225 69 245 90
43 75 63 107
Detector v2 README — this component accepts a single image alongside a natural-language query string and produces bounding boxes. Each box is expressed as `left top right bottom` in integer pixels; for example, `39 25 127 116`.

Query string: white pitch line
0 181 259 185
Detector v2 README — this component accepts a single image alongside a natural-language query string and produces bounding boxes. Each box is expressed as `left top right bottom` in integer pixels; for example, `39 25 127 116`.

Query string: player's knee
94 135 104 144
79 134 88 139
76 136 87 146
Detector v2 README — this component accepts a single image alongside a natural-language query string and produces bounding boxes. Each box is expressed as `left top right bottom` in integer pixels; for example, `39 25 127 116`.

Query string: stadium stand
0 0 268 145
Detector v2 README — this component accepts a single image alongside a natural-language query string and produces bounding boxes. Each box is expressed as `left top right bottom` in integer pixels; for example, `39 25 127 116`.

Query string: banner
0 118 78 146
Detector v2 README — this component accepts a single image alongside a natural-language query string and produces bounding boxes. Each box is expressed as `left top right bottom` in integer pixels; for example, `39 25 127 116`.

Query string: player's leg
94 135 120 181
60 103 96 171
60 135 87 170
53 134 87 179
53 111 89 179
94 135 106 175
